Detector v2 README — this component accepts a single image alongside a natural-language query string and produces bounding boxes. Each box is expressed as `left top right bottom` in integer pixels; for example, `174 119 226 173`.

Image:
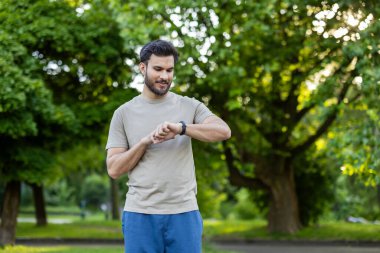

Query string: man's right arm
106 135 153 179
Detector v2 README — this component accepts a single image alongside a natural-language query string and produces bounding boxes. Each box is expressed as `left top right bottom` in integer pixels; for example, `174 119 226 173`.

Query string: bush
219 187 264 220
45 180 76 206
333 174 380 221
225 189 263 220
80 174 109 211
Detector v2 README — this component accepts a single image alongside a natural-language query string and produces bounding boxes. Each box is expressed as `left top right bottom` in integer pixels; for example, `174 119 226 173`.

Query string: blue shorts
122 210 203 253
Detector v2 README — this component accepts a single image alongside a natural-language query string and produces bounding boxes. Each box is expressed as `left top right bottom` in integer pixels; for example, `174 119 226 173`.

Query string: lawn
17 220 122 239
203 219 380 241
16 218 380 241
0 245 232 253
10 217 380 253
0 245 123 253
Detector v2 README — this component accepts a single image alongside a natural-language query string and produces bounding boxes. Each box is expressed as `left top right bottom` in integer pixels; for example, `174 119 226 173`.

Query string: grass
19 208 106 223
12 216 380 253
0 245 123 253
1 244 233 253
16 217 380 241
204 219 380 241
0 245 233 253
14 217 236 252
17 220 121 239
20 206 82 214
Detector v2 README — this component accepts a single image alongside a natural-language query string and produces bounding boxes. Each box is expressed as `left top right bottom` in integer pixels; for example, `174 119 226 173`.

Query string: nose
160 71 169 80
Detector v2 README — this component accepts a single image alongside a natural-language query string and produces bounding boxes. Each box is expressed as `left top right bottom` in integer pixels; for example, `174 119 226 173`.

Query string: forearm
107 139 151 179
185 118 231 142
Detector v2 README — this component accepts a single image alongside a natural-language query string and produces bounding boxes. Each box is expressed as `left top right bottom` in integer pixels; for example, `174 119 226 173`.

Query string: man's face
140 54 175 96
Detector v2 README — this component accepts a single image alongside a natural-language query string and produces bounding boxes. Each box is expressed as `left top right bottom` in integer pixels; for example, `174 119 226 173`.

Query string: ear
139 62 146 76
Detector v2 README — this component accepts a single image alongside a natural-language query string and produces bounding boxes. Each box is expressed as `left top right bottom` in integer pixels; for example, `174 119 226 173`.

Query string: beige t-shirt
105 92 214 214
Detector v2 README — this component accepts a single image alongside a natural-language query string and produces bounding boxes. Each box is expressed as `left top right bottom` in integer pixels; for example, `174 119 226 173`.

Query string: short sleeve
193 100 214 124
105 109 129 150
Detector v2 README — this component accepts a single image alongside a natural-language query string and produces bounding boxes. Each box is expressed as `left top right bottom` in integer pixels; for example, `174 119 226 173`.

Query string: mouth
156 81 169 89
156 81 168 85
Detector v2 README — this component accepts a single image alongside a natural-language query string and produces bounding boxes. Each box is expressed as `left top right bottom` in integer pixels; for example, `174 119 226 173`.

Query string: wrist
175 123 182 135
141 136 153 146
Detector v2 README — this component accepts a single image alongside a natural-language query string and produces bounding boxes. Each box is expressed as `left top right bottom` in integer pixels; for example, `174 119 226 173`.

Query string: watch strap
179 121 186 135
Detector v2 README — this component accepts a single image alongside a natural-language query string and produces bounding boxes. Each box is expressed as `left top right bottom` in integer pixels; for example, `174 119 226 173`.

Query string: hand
152 121 181 144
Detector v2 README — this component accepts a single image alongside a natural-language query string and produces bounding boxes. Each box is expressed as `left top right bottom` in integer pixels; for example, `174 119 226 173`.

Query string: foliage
193 141 229 218
330 108 380 186
44 181 77 207
2 0 380 234
333 175 380 221
110 0 380 230
0 49 74 183
80 174 109 211
294 149 338 226
322 100 380 220
0 0 132 186
227 189 263 220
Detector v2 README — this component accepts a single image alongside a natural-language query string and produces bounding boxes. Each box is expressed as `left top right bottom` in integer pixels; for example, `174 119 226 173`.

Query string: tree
0 30 66 243
0 0 131 244
114 0 380 233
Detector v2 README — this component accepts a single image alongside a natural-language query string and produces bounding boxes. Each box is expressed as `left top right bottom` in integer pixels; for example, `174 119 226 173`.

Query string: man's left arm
153 116 231 143
184 115 231 142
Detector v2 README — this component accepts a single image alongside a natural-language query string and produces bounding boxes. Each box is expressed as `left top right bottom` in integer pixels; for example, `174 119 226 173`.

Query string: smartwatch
179 121 187 135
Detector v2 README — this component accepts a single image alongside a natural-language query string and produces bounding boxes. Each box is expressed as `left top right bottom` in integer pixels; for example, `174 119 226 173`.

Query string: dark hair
140 40 179 64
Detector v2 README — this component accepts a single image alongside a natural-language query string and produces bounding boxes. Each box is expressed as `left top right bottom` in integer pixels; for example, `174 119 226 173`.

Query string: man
106 39 231 253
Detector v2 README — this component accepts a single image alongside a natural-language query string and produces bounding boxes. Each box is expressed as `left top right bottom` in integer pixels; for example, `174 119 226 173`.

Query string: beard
144 72 171 96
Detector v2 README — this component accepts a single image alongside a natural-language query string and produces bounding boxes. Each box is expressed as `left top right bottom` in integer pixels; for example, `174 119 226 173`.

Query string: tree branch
291 80 351 155
289 46 341 125
294 102 316 124
223 141 269 190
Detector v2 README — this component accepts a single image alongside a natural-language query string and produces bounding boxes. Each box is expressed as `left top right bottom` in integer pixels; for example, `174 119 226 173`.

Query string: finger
160 126 169 136
159 124 168 134
155 127 161 137
153 136 165 144
153 133 162 139
162 124 170 133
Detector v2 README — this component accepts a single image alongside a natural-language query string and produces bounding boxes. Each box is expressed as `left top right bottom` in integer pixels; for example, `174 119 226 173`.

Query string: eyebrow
153 66 174 70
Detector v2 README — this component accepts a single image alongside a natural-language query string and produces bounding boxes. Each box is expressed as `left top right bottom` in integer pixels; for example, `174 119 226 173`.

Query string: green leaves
0 0 130 184
117 0 380 222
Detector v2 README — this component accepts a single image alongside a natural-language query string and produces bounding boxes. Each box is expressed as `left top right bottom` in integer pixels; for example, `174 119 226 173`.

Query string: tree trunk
110 178 120 220
266 165 302 234
31 183 47 226
0 181 21 245
224 144 302 234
